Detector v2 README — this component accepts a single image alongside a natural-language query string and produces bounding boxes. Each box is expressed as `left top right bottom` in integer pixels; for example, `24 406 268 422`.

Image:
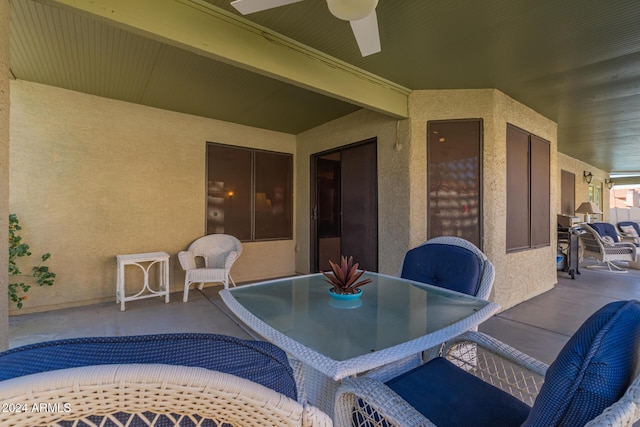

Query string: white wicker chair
335 330 640 427
179 234 243 302
579 223 637 272
0 364 332 426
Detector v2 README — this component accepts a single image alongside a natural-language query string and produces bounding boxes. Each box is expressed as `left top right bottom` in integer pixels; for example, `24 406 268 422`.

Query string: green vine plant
8 213 56 309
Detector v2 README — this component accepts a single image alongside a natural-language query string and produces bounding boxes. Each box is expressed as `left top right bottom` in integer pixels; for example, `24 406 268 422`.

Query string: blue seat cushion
401 243 483 296
385 357 531 427
589 222 621 242
0 333 297 400
522 300 640 427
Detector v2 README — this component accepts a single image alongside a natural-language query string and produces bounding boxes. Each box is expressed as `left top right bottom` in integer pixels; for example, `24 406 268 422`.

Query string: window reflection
427 120 482 247
206 143 292 241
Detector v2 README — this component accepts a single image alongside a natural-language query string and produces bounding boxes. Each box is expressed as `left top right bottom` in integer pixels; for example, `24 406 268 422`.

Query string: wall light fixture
584 171 593 184
605 178 613 189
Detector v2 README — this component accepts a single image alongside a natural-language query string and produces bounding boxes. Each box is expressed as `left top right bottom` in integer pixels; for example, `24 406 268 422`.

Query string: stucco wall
9 80 577 316
557 152 610 221
9 80 296 314
295 109 411 275
409 89 558 310
0 0 10 348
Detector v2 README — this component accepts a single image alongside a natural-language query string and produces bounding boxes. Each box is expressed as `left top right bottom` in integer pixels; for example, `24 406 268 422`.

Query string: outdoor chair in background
179 234 242 302
399 236 495 300
0 333 332 426
335 300 640 427
618 221 640 242
579 223 637 272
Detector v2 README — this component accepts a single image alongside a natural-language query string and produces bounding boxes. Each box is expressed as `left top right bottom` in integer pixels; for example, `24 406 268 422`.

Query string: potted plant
323 255 371 299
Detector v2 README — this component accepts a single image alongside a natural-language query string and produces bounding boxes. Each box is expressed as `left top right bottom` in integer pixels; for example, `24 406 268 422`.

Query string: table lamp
575 201 602 223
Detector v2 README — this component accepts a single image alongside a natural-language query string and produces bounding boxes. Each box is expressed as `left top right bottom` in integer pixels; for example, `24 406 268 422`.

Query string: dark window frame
206 142 293 242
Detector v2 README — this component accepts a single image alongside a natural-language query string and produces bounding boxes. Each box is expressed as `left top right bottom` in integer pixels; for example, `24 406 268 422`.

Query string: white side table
116 252 170 311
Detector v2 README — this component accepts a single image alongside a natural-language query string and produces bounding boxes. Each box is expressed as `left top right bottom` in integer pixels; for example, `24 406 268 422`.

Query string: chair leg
606 261 629 273
183 279 191 302
229 274 237 287
197 282 205 290
586 261 629 273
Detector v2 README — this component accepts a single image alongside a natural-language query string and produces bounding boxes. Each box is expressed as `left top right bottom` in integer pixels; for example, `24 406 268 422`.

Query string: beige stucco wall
0 0 10 348
9 80 296 314
8 80 576 317
295 109 412 275
557 152 610 221
409 89 559 310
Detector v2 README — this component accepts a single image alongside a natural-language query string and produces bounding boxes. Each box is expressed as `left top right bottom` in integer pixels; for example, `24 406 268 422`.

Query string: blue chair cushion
589 222 621 242
522 300 640 427
401 243 483 296
0 333 297 400
385 357 531 427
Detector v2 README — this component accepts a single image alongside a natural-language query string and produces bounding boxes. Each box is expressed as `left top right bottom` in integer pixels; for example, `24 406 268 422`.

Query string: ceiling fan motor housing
326 0 378 21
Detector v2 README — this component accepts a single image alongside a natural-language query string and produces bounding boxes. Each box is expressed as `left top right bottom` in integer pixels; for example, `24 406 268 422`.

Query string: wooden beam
40 0 409 118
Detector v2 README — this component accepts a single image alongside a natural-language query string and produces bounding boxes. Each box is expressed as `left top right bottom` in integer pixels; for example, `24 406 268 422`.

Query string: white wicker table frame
220 273 499 415
116 252 170 311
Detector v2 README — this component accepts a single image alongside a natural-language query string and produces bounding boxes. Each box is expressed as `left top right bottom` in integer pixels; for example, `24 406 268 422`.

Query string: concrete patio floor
9 259 640 368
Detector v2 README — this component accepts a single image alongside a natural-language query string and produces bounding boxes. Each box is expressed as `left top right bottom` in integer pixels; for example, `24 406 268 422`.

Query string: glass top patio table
219 272 499 381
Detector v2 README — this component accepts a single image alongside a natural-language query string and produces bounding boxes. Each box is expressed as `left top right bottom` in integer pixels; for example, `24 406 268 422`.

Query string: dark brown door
312 140 378 272
341 142 378 271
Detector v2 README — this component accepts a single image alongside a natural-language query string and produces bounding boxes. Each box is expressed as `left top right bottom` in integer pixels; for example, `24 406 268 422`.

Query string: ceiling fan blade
230 0 305 15
349 10 381 56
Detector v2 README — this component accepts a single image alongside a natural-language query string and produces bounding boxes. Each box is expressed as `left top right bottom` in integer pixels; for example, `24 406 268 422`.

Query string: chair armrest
178 251 197 271
224 251 239 270
441 331 547 406
442 331 548 374
603 241 638 260
584 372 640 427
618 235 640 252
619 234 640 244
335 376 435 427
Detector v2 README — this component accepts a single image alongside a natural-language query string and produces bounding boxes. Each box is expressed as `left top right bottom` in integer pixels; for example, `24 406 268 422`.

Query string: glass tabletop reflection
226 272 489 361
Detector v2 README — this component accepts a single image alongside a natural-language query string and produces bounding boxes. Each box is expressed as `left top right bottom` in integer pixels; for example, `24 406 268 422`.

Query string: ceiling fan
230 0 381 57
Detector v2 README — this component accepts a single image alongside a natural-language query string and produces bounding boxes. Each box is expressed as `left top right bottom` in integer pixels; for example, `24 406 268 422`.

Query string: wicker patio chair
579 223 637 272
399 236 495 300
617 221 640 242
0 364 331 427
335 300 640 427
179 234 242 301
373 236 497 380
0 333 331 426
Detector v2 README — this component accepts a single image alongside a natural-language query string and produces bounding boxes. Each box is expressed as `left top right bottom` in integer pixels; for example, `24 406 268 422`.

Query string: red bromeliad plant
323 255 372 295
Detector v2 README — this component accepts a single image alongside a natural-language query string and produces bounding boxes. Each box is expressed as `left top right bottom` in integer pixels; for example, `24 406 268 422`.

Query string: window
588 182 603 221
560 170 575 215
427 119 482 248
506 124 550 251
206 143 292 241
